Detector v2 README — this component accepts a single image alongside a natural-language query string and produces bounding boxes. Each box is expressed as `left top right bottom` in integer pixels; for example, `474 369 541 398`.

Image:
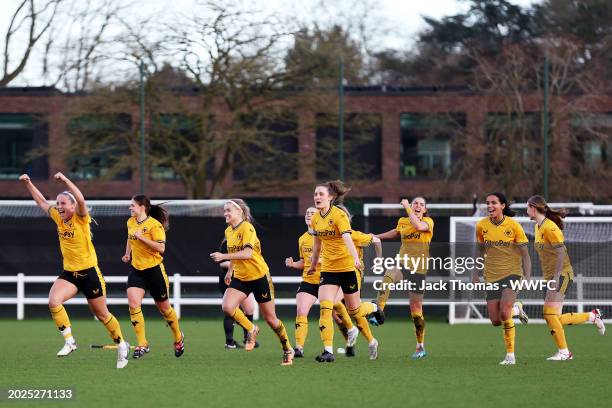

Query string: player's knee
264 315 277 327
48 299 62 309
94 309 109 321
490 319 502 326
500 310 512 321
128 299 141 309
156 303 170 314
221 304 234 316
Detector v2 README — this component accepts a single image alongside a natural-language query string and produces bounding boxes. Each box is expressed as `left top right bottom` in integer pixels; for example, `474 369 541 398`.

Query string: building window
485 112 540 176
316 113 382 180
0 114 48 180
571 113 612 175
400 113 465 179
67 114 132 180
150 114 215 181
233 110 299 182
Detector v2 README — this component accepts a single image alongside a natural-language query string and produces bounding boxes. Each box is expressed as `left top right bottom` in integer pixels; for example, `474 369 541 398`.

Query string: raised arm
402 199 430 232
54 172 87 217
376 228 400 240
19 174 50 213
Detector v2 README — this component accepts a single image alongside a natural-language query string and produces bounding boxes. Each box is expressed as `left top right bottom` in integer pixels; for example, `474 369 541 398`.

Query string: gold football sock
50 305 72 340
559 312 590 326
272 320 292 351
102 314 124 344
231 308 254 332
411 311 426 344
354 316 374 342
319 300 334 348
129 307 147 346
161 307 182 343
502 318 515 353
333 302 354 330
295 315 308 348
376 273 395 310
543 306 567 349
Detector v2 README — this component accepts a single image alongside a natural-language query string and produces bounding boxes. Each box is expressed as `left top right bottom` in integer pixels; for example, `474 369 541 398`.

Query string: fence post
173 273 181 318
17 273 25 320
576 274 584 313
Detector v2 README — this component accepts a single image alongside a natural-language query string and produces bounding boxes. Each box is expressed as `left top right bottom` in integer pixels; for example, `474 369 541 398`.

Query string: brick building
1 86 610 214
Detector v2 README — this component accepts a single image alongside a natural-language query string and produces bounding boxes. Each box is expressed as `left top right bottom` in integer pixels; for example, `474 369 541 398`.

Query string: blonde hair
227 199 253 223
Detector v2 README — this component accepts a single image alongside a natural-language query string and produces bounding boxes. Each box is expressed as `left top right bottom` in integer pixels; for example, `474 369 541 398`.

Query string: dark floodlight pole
543 53 550 201
338 57 345 181
139 62 146 195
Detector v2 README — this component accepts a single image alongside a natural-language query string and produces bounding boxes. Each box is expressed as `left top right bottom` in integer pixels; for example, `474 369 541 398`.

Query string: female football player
527 195 605 360
210 199 294 366
19 172 130 369
308 180 380 362
122 195 184 359
374 197 433 359
472 192 531 365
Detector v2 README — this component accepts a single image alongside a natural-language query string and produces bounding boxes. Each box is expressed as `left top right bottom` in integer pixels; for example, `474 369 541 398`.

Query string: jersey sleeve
335 209 352 234
242 225 257 249
424 217 434 233
151 223 166 243
543 223 565 247
48 206 61 225
298 236 304 260
514 222 528 245
74 212 91 225
476 221 484 243
353 231 373 247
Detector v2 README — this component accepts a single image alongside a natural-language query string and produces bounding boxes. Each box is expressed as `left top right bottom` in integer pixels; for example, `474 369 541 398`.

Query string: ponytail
487 192 516 217
319 180 351 205
149 204 170 231
528 195 568 230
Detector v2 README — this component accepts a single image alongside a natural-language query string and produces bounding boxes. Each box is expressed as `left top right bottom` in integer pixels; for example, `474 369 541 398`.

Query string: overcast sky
1 0 541 87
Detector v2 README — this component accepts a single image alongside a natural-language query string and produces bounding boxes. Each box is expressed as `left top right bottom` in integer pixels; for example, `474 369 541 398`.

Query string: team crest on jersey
483 229 488 234
504 229 512 237
236 233 242 240
328 220 334 226
142 227 147 233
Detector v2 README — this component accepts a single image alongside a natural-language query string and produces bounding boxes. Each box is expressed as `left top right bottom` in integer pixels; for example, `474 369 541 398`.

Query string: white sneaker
499 354 516 365
592 309 605 335
547 350 573 361
368 338 379 360
57 340 77 357
116 341 130 369
514 301 529 324
346 327 359 347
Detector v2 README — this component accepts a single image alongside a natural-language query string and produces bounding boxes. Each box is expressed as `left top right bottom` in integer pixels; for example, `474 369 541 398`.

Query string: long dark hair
486 192 516 217
318 180 351 205
528 195 568 230
133 195 169 231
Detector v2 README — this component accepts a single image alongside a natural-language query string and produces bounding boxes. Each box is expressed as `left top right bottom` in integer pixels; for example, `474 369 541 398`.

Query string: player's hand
134 229 144 240
121 254 130 263
224 271 232 286
19 174 31 182
306 267 315 275
285 257 294 268
354 258 362 271
471 271 480 284
400 198 410 208
210 252 225 262
53 172 68 182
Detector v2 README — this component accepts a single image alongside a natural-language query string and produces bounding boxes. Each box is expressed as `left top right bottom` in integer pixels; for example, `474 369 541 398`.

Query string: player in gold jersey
473 192 531 365
332 213 382 358
285 207 344 358
122 195 184 359
210 199 294 366
374 197 433 359
19 172 130 369
526 195 605 360
308 180 380 362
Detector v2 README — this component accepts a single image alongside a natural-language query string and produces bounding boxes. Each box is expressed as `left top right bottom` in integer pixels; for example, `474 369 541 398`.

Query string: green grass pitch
0 318 609 408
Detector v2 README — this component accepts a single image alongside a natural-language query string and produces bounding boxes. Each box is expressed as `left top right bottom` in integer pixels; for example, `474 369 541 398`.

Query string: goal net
450 216 612 324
